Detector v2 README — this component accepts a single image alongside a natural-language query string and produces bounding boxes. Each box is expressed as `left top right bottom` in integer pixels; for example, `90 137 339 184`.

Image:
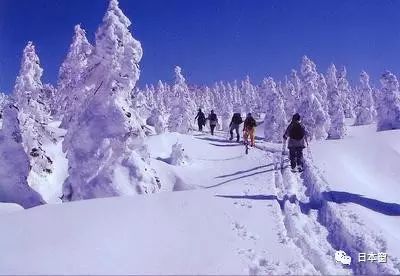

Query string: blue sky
1 0 400 93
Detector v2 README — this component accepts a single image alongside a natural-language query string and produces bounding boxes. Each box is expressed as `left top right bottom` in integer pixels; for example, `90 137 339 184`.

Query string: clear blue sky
1 0 400 93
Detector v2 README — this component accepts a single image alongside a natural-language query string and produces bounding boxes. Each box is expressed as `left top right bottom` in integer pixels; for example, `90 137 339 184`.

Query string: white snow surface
0 125 399 275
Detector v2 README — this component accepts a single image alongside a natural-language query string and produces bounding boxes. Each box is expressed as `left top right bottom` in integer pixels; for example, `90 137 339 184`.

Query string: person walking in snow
243 113 257 147
207 110 218 135
194 108 206 131
229 112 243 142
283 113 308 172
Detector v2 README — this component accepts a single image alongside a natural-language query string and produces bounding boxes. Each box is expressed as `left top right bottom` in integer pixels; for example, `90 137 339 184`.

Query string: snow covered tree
155 80 168 115
297 56 329 140
220 84 233 131
354 71 376 126
281 73 298 117
167 66 195 133
131 88 151 124
13 41 55 190
146 108 166 134
57 24 93 125
337 66 355 118
0 103 44 208
0 92 10 128
241 76 257 113
289 69 301 112
376 71 400 131
262 77 287 142
169 142 189 166
62 0 160 201
326 64 346 139
317 73 329 113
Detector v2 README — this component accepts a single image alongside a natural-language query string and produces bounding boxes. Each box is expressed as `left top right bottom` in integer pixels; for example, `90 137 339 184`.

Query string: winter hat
292 113 300 121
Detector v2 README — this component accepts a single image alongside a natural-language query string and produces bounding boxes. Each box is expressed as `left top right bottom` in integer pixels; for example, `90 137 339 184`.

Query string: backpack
289 121 305 140
198 112 206 123
232 113 243 124
209 113 217 121
244 117 256 129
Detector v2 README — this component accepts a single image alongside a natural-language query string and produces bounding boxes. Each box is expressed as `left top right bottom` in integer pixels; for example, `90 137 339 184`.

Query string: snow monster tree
62 0 160 201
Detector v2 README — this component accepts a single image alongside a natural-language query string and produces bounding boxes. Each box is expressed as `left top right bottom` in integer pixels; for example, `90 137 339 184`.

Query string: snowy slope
0 129 399 275
311 121 400 269
0 131 348 275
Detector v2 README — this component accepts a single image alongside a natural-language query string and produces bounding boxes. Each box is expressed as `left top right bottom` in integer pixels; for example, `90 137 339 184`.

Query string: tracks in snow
272 151 400 275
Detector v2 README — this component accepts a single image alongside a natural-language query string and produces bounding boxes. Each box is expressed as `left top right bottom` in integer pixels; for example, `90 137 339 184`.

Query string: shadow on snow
216 191 400 216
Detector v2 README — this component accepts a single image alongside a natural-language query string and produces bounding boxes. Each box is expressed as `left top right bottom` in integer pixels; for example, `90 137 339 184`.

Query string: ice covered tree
219 84 233 131
169 142 189 166
0 92 10 128
131 88 151 124
281 74 298 117
155 80 168 115
326 64 346 139
62 0 160 201
375 71 400 131
241 76 257 113
13 41 55 189
289 69 301 112
0 103 44 208
354 71 376 126
57 24 93 124
337 66 355 118
146 108 166 134
297 56 329 140
167 66 195 133
262 77 287 142
317 73 329 113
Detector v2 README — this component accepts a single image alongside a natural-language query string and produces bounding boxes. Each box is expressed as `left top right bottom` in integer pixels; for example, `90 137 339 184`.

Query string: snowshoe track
272 150 400 275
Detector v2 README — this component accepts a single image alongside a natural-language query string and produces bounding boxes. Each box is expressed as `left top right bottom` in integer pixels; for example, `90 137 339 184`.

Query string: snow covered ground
0 124 399 275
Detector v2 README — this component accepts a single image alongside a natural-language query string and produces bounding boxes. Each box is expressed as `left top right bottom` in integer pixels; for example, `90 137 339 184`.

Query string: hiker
229 112 243 142
283 113 308 172
207 110 218 135
194 108 206 131
243 113 257 147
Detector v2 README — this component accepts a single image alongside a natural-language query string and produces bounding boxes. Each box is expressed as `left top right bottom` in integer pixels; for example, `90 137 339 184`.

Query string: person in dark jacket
243 113 257 146
207 110 218 135
283 113 308 172
229 113 243 142
194 108 206 131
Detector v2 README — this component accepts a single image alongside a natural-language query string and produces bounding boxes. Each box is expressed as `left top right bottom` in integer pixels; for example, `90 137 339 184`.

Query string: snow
311 120 400 273
1 124 400 274
2 0 400 274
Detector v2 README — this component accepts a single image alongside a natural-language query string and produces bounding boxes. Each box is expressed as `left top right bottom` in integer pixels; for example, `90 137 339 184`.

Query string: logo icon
335 250 352 265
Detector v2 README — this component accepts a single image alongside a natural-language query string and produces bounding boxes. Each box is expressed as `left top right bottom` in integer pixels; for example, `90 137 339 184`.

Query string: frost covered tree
317 73 329 113
281 72 299 117
262 77 287 142
376 71 400 131
169 142 189 166
0 103 44 208
167 66 195 133
0 92 10 128
131 88 151 124
241 76 257 113
146 108 166 134
354 71 376 126
13 41 55 189
219 82 234 130
62 0 160 201
289 69 301 112
326 64 346 139
155 80 168 115
337 66 355 118
297 56 329 139
57 24 93 124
